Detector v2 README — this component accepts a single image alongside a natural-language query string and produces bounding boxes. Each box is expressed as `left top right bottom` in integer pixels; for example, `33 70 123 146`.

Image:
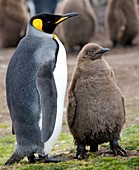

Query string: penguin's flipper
37 64 57 142
110 68 126 114
12 124 15 135
116 10 127 41
67 71 79 127
85 0 97 31
121 96 126 123
67 91 77 127
110 69 126 123
110 68 117 83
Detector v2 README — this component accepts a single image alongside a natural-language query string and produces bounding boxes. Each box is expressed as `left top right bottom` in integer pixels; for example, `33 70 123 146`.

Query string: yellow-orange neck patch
53 34 58 40
32 19 43 31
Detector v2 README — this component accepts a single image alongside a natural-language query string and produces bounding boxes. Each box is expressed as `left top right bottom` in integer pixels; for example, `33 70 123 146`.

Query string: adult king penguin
5 12 78 165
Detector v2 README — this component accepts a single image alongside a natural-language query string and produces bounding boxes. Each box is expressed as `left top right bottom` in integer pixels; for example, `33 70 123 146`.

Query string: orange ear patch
32 19 43 31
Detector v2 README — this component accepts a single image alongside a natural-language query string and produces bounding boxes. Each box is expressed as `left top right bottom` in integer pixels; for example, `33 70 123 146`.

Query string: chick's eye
87 51 94 55
43 23 47 27
44 21 51 26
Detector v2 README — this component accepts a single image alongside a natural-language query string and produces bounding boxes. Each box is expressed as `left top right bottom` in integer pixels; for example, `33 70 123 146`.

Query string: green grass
0 123 9 129
0 135 16 162
0 125 139 170
121 126 139 151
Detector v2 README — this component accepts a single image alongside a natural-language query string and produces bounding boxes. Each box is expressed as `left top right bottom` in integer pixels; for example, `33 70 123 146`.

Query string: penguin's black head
30 12 78 34
82 43 110 60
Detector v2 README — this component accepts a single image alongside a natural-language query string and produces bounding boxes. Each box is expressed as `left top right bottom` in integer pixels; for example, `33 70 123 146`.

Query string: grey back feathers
55 0 97 51
0 0 29 48
67 43 126 158
107 0 139 47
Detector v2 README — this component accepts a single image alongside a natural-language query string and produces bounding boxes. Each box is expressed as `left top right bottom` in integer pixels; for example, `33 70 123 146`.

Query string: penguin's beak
95 48 110 55
55 12 79 24
62 12 79 18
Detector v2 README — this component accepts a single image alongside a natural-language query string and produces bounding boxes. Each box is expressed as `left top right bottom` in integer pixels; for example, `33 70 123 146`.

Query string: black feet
38 155 69 163
110 140 127 156
5 154 69 166
28 154 36 163
5 154 23 166
75 142 88 160
90 144 98 153
112 40 117 48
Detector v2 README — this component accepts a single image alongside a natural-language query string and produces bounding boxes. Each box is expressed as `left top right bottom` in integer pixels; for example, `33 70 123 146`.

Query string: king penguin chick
0 0 29 48
67 43 127 159
90 0 107 7
55 0 97 52
25 0 36 16
5 12 78 166
107 0 139 47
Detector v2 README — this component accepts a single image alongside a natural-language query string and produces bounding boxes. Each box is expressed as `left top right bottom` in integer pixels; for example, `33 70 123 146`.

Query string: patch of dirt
95 147 139 157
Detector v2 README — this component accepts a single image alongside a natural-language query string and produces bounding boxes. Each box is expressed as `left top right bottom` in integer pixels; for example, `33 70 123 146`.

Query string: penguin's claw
111 146 127 156
110 141 127 156
78 154 88 160
5 154 23 166
28 154 36 163
74 152 88 160
75 142 88 160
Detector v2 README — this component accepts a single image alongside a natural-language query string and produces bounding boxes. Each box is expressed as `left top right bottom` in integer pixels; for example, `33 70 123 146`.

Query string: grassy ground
0 125 139 170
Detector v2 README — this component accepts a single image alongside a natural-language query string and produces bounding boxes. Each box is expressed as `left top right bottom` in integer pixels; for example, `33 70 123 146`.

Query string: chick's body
67 43 126 158
70 59 125 143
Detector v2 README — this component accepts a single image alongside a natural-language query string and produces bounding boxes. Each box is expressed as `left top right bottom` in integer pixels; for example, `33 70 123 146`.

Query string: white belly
43 37 67 155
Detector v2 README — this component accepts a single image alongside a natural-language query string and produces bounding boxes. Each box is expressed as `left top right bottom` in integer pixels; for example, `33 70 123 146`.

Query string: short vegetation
0 125 139 170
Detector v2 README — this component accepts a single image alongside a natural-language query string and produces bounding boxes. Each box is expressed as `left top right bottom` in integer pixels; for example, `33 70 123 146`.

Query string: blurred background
0 0 139 154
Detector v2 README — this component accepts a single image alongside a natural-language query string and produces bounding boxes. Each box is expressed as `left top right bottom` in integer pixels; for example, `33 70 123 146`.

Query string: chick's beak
55 12 79 24
95 48 110 55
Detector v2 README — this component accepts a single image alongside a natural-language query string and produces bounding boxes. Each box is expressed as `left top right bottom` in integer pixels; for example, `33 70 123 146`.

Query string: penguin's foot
123 40 133 47
28 154 36 163
110 140 127 156
5 154 23 166
74 152 88 160
75 143 88 160
112 40 117 48
38 155 70 163
90 144 98 153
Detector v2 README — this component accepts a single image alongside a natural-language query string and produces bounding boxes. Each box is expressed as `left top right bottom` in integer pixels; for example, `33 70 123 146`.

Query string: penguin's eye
87 50 94 56
47 21 51 24
43 21 51 27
